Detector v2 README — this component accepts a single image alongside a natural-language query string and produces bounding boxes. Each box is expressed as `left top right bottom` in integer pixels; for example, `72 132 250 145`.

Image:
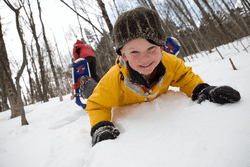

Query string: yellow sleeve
163 52 204 97
85 65 123 128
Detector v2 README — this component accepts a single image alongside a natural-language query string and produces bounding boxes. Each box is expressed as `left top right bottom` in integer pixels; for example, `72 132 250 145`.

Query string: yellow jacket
86 52 204 128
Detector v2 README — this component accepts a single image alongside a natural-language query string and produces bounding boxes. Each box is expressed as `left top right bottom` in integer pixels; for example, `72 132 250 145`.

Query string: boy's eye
148 46 155 50
131 51 139 54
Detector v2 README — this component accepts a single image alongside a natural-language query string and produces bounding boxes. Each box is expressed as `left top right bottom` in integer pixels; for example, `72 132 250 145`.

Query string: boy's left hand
192 83 241 104
91 121 120 146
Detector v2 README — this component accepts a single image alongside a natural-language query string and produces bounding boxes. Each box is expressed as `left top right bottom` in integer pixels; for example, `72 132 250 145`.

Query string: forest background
0 0 249 125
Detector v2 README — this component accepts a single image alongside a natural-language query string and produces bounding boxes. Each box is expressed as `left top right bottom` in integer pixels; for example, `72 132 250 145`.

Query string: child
86 7 241 146
73 39 100 82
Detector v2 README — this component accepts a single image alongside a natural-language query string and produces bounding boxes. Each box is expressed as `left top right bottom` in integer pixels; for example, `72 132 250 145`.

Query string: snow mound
1 37 250 167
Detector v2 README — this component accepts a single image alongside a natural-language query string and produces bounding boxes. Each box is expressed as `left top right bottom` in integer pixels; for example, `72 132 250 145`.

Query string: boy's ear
121 52 128 62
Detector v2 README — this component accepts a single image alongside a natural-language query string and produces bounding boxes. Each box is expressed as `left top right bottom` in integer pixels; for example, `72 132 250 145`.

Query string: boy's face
121 38 163 75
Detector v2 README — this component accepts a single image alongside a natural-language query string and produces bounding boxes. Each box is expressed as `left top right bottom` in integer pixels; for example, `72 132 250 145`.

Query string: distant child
86 7 241 146
73 39 100 82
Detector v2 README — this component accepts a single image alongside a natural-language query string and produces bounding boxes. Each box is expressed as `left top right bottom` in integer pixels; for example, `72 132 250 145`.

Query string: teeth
141 62 152 67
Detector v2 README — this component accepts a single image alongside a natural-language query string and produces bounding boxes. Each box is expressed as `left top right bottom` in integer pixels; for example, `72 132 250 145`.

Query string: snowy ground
0 37 250 167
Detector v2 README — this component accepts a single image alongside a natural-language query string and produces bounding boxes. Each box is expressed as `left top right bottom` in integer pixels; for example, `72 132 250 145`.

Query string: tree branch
60 0 103 35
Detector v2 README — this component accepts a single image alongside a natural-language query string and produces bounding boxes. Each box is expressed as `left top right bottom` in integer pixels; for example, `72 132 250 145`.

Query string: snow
1 37 250 167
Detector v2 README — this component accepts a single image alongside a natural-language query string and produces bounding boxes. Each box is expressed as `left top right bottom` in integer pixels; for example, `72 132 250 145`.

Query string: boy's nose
140 53 151 62
141 51 151 58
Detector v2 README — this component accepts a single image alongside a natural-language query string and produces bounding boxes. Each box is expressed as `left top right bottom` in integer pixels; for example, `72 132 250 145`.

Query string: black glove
75 47 81 55
91 121 120 146
192 83 241 104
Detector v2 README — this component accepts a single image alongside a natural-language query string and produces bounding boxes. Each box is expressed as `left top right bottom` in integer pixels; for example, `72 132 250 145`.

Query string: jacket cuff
91 121 115 137
191 83 210 101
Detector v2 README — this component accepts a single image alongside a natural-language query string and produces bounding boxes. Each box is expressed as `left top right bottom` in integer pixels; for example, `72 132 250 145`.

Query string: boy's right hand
91 121 120 146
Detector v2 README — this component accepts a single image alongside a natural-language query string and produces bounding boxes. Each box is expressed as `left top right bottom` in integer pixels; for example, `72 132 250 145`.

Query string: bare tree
217 0 249 36
166 1 197 56
170 0 212 52
97 0 113 35
193 0 224 59
147 0 157 11
72 0 84 39
51 31 71 95
23 0 48 102
201 0 234 42
60 0 104 35
79 2 106 76
1 2 28 125
27 44 43 102
113 0 120 15
0 40 10 111
26 63 35 104
137 0 150 8
37 0 63 101
0 74 10 112
241 0 250 11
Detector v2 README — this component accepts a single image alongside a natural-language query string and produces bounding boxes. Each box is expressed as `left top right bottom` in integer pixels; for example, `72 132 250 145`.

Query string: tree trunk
0 68 10 111
27 45 43 102
147 0 157 11
26 65 35 104
194 0 226 59
0 4 28 125
51 32 71 94
137 0 150 8
113 0 120 16
229 0 250 35
37 0 63 101
96 0 113 35
219 0 248 36
167 0 197 55
72 0 84 39
171 0 212 52
241 0 250 12
201 0 234 42
24 0 48 102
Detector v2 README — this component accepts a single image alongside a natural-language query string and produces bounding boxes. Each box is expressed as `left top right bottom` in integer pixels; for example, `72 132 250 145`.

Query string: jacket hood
75 40 83 45
115 55 127 68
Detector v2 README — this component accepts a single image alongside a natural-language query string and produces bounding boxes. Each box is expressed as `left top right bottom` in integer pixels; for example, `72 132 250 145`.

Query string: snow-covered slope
0 38 250 167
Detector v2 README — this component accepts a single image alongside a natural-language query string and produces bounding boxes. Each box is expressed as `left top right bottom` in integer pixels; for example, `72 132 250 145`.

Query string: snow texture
0 37 250 167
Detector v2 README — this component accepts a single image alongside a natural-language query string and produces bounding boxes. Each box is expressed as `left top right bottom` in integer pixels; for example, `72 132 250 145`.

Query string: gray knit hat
113 6 166 55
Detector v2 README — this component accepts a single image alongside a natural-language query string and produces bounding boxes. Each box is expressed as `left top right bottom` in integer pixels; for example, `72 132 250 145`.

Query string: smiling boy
121 38 162 75
86 7 241 146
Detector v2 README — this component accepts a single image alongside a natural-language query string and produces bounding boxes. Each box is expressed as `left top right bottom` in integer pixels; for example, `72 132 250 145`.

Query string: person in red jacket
73 39 100 82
